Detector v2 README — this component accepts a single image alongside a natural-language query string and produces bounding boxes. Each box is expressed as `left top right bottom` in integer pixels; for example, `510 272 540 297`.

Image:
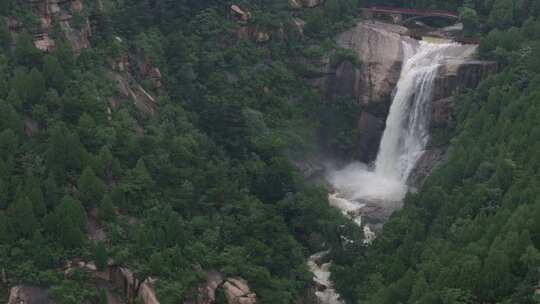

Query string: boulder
289 0 302 9
34 33 55 51
139 278 160 304
185 271 224 304
223 278 257 304
255 31 270 43
290 0 324 9
292 18 306 34
302 0 325 8
231 5 251 23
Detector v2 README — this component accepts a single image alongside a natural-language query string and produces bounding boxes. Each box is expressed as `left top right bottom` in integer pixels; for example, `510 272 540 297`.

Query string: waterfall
328 40 476 204
375 41 458 181
318 38 477 304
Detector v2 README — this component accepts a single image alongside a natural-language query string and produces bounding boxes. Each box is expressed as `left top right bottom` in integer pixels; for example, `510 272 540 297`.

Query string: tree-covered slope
0 0 363 303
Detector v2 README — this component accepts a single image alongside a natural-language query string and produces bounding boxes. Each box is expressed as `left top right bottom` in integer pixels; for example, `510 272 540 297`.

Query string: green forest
1 0 540 303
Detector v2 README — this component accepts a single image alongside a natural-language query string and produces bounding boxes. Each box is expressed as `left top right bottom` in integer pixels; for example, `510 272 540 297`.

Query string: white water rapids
313 39 477 304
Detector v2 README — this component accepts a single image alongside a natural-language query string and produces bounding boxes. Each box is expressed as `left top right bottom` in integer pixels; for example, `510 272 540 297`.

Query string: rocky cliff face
315 20 496 164
313 21 415 161
10 0 94 53
409 59 497 185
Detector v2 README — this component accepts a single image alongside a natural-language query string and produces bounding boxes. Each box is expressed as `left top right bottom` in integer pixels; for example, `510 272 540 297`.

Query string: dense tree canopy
2 0 540 303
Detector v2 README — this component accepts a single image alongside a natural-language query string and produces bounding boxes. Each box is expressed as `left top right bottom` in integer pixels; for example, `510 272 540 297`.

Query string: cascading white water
375 41 463 181
328 40 477 204
318 38 477 304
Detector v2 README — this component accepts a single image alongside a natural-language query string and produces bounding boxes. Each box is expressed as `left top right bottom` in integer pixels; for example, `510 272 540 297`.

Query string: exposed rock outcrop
111 72 157 117
313 21 414 161
7 286 54 304
331 21 413 107
231 5 251 24
223 278 257 304
10 0 92 53
290 0 325 8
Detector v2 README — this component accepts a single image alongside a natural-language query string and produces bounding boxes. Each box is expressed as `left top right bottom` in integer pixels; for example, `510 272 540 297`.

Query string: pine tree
27 68 46 105
14 33 41 67
60 216 85 248
0 212 9 243
99 289 108 304
99 194 115 222
8 195 38 239
6 89 22 111
43 54 66 92
0 129 18 160
78 113 97 150
26 177 46 217
149 252 163 275
0 101 23 136
97 146 113 181
0 55 8 99
47 124 83 178
78 166 106 209
124 159 154 202
132 159 153 189
488 0 515 29
47 196 87 248
44 172 59 209
0 17 9 50
480 248 513 300
94 241 108 270
460 6 479 37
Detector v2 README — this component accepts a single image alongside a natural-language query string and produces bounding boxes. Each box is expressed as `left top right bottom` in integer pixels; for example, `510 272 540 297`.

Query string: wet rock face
357 111 385 163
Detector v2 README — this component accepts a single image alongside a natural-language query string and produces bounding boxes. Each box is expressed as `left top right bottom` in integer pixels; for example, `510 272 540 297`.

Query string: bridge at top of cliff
362 7 460 24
